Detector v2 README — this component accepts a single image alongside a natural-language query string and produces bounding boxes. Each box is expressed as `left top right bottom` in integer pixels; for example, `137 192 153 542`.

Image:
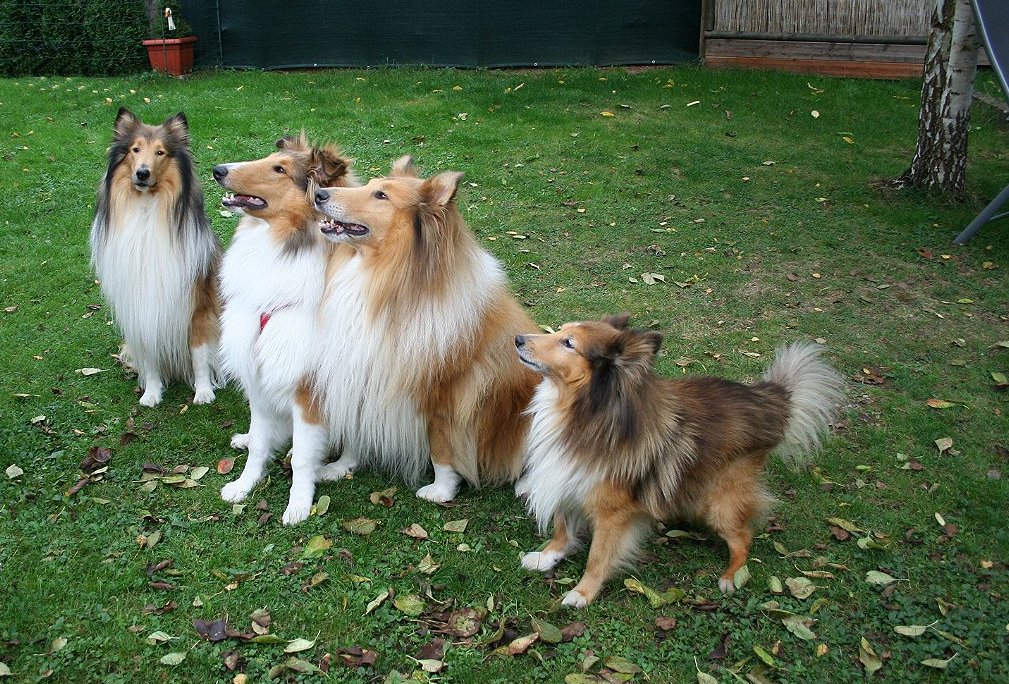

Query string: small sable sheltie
302 156 540 508
90 108 221 407
515 314 844 607
212 133 358 524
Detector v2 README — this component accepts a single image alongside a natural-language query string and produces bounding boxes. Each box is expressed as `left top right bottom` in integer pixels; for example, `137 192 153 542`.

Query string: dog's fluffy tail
763 343 845 467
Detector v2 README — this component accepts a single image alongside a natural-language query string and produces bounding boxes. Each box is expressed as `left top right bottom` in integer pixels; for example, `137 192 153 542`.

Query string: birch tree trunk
894 0 979 197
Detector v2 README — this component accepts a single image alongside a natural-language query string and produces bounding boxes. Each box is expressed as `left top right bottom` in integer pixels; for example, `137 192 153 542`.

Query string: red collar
259 312 271 331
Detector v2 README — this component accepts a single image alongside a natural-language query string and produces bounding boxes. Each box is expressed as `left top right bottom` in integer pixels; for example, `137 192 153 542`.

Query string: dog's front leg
417 414 464 503
563 484 649 608
521 510 580 571
221 400 291 503
283 384 327 525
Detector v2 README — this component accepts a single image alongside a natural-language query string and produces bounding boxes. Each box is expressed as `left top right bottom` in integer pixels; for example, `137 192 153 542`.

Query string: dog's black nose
515 335 526 348
212 165 228 181
135 167 150 181
314 188 330 205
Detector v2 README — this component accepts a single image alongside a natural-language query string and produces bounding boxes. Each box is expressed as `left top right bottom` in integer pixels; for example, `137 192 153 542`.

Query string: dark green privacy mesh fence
0 1 700 76
179 0 701 70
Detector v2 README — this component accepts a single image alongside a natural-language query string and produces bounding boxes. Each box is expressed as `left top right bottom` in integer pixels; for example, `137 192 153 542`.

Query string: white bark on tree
895 0 979 196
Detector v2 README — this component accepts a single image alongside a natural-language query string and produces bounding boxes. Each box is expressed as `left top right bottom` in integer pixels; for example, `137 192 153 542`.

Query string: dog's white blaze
521 380 602 533
313 247 506 488
219 216 325 409
90 195 210 392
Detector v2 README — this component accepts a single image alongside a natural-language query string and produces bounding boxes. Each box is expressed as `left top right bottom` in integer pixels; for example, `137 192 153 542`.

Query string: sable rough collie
213 134 358 524
515 315 844 607
300 156 539 509
90 108 221 407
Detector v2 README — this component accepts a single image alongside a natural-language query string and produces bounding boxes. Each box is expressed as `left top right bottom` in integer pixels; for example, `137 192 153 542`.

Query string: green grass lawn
0 65 1007 683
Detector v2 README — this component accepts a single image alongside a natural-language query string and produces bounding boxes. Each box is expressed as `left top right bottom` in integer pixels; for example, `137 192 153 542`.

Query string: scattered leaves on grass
443 519 469 533
393 594 425 617
5 464 23 479
505 633 539 655
732 564 750 590
785 577 816 599
369 486 397 507
417 552 440 575
284 636 317 653
444 608 484 638
216 458 234 475
624 577 685 607
79 446 112 473
313 495 330 516
402 523 429 539
146 630 176 645
335 646 377 668
76 367 102 376
531 617 563 644
926 399 955 409
894 621 936 637
921 653 957 669
343 517 378 535
826 516 864 534
935 437 953 453
301 535 332 559
193 617 228 642
695 656 718 684
859 637 882 677
865 571 897 586
160 652 186 666
365 589 390 615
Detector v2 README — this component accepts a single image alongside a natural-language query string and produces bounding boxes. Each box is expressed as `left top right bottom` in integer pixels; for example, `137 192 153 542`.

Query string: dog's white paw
221 480 251 503
230 433 250 450
192 387 216 405
318 461 354 481
416 482 457 503
282 500 312 526
521 550 564 572
561 589 589 608
139 387 163 407
718 577 737 594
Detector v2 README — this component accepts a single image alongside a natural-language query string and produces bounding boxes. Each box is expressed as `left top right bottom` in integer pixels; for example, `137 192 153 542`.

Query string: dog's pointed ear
637 330 663 356
164 112 188 132
114 108 139 136
276 132 308 152
421 171 464 207
602 312 631 330
309 145 351 186
391 155 417 177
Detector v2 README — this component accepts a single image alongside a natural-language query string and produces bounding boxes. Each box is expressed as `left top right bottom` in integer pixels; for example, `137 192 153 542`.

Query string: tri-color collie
89 108 221 407
213 133 358 524
299 156 540 511
515 315 844 607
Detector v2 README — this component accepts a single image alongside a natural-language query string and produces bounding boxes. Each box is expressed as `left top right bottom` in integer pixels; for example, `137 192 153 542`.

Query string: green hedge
0 1 148 76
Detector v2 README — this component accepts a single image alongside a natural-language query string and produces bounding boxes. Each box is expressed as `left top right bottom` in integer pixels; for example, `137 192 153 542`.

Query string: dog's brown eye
273 165 285 174
131 147 140 153
155 150 165 156
373 190 388 200
562 338 575 349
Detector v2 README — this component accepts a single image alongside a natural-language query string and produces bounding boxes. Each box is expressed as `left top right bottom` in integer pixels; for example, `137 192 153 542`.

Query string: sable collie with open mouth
90 108 221 407
300 156 539 509
212 134 357 524
515 315 844 607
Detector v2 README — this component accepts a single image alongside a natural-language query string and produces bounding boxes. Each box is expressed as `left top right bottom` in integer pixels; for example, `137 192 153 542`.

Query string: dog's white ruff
90 191 215 406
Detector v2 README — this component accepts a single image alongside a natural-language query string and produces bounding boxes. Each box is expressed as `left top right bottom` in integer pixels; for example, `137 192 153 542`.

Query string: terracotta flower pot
142 36 197 77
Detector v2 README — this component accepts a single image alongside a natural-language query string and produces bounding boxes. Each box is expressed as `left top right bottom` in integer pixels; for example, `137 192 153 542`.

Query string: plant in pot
142 2 196 77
